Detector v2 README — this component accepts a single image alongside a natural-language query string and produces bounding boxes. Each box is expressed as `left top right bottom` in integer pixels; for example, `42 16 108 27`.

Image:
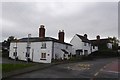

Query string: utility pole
26 34 31 63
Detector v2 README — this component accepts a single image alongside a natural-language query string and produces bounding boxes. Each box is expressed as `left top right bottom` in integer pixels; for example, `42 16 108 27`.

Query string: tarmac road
11 57 119 78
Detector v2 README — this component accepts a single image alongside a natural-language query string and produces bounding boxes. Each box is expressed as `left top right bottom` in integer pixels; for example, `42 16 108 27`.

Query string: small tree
108 37 119 50
2 36 17 56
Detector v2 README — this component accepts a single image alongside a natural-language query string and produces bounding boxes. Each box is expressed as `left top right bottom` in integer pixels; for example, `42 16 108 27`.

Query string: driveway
12 57 119 78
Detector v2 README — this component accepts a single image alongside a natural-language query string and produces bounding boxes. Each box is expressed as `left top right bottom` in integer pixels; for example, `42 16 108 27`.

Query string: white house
9 25 72 63
70 34 98 56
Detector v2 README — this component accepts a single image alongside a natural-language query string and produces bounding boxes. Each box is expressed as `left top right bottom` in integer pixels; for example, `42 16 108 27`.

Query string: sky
1 0 119 43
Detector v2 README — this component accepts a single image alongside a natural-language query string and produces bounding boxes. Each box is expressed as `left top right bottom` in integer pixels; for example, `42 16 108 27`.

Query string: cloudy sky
1 0 118 43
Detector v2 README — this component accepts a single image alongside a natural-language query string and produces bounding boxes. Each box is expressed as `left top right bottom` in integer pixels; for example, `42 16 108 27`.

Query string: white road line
94 72 99 76
103 70 120 74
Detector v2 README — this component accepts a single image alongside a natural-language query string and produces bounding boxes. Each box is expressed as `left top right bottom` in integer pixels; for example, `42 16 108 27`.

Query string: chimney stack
58 30 65 43
39 25 45 38
96 35 100 40
84 34 87 39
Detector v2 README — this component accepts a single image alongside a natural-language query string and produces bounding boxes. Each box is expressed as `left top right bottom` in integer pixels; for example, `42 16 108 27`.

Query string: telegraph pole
26 34 31 63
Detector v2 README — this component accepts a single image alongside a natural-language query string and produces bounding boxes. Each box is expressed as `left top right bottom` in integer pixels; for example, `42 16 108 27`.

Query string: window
13 47 17 56
26 52 30 57
84 42 87 46
41 53 46 58
41 42 46 49
13 52 17 56
93 46 95 49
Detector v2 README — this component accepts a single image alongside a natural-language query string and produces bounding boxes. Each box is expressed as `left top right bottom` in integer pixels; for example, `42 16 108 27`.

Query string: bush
89 50 119 58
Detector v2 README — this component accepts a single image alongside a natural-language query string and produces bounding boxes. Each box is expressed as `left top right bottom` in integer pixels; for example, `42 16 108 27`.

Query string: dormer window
41 42 46 49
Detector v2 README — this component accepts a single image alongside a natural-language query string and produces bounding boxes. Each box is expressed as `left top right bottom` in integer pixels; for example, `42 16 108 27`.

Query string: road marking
103 70 120 74
94 72 99 76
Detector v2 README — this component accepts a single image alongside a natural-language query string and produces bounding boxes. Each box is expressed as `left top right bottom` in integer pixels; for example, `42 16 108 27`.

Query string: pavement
7 57 119 79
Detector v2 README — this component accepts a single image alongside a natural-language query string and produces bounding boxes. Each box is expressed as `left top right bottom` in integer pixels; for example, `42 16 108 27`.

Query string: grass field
2 63 33 73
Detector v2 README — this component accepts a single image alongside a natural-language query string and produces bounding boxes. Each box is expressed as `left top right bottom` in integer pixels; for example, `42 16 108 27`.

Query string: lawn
2 63 33 73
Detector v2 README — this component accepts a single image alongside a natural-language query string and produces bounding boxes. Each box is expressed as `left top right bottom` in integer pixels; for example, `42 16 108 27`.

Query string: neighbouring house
118 46 120 53
0 42 2 51
90 35 113 50
9 25 72 63
70 34 98 56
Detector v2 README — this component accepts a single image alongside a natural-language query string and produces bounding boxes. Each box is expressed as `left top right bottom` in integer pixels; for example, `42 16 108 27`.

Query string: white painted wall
107 43 112 49
53 42 72 60
9 41 72 63
82 42 91 55
32 42 52 63
9 41 53 63
91 46 98 52
70 35 83 55
70 34 92 55
9 42 16 59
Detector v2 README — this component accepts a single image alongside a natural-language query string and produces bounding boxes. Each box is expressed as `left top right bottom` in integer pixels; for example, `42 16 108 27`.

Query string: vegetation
108 37 119 50
2 36 17 57
89 50 119 58
2 64 33 73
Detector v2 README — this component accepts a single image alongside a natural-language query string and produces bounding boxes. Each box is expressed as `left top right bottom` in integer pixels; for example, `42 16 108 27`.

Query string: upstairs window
84 42 87 46
41 42 46 49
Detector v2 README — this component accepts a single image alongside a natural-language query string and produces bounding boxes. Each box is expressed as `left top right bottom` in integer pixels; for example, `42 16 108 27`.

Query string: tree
108 37 119 50
2 36 16 56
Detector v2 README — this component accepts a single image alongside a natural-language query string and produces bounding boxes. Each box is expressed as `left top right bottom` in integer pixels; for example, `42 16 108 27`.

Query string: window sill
40 58 46 60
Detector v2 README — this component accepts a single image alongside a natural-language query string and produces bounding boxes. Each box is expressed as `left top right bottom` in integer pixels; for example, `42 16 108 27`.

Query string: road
10 58 119 78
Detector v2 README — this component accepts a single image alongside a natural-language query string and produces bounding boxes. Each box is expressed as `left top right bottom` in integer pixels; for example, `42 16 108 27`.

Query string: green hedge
89 50 119 57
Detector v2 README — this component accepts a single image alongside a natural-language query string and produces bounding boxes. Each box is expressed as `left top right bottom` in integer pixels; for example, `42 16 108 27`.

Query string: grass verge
2 63 33 73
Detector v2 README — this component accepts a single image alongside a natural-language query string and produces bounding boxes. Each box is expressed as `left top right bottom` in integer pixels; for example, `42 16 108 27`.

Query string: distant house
70 34 98 56
90 35 113 50
9 25 72 63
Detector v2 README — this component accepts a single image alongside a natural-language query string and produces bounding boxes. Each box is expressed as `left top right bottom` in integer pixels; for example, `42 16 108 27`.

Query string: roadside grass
0 51 2 57
2 63 34 73
0 64 1 71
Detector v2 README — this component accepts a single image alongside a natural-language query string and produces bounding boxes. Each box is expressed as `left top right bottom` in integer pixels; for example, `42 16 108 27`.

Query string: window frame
41 53 46 59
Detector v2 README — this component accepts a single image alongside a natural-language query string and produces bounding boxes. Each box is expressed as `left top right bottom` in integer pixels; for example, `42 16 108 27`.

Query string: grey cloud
2 2 118 42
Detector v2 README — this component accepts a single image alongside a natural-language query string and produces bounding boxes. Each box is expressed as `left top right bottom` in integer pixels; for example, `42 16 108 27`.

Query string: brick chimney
39 25 45 38
84 34 87 39
96 35 100 40
58 30 64 43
